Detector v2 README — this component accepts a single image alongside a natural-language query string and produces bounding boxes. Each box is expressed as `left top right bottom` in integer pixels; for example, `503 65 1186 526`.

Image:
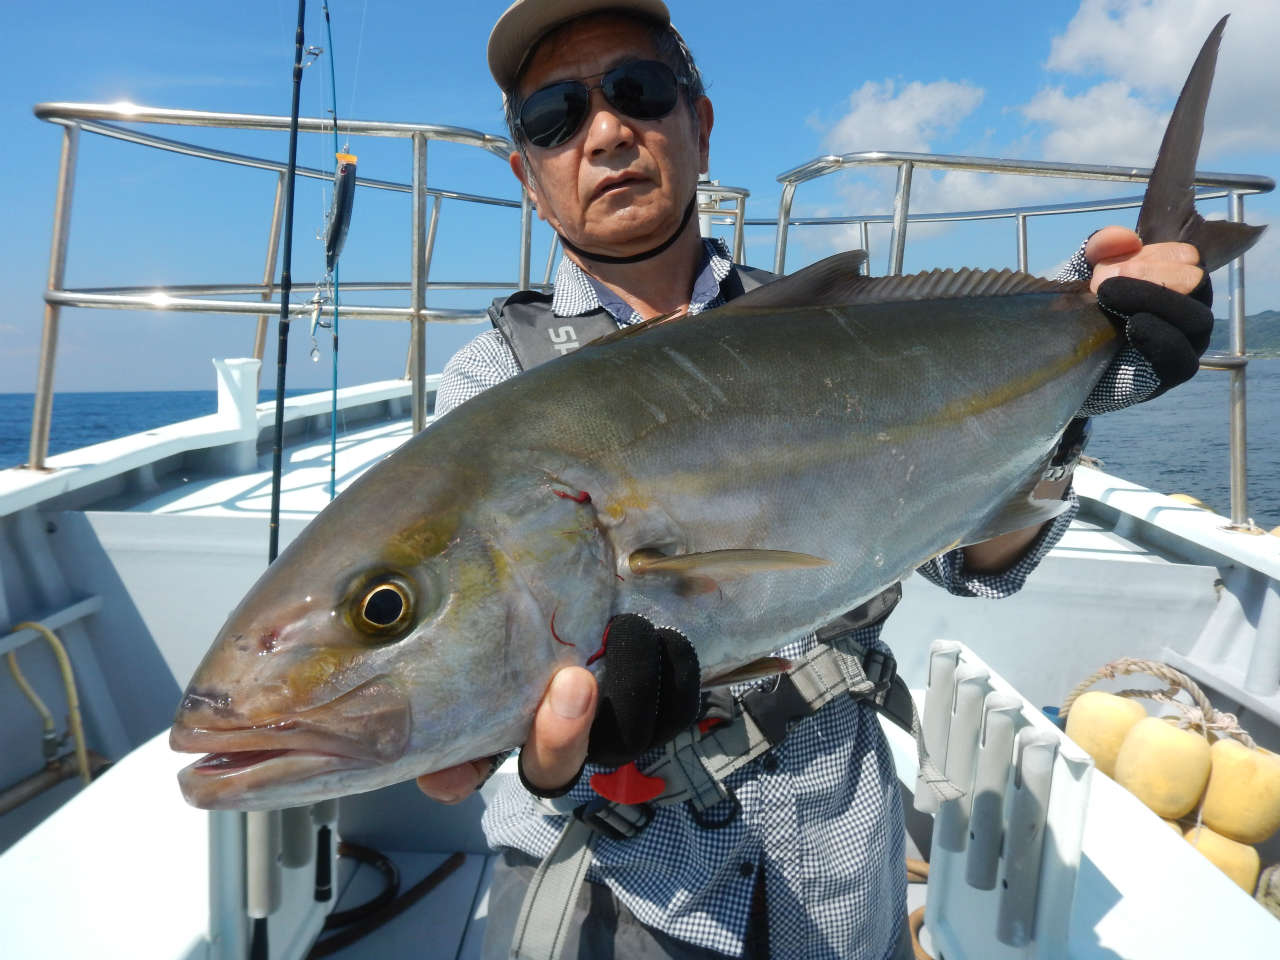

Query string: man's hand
416 667 597 804
1081 226 1215 408
416 615 701 803
1085 226 1203 295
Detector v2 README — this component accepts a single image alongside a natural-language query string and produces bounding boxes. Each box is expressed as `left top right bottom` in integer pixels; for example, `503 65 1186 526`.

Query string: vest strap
509 819 596 960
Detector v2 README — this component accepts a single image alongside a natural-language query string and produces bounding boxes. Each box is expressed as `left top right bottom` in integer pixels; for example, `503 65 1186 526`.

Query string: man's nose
582 88 635 156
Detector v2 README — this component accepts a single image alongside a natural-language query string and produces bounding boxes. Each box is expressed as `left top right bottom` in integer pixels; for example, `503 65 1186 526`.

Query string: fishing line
315 0 359 501
346 0 370 122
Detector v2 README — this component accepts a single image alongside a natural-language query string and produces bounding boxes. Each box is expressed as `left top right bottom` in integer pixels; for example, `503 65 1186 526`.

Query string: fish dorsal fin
586 308 687 349
728 253 1074 312
1134 15 1264 272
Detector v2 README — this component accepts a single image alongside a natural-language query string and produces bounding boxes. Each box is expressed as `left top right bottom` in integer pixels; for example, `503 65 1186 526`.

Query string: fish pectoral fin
628 548 830 580
962 492 1069 547
701 657 794 689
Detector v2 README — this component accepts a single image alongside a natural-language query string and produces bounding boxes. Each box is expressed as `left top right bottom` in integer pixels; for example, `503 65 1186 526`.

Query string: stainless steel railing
27 102 751 467
763 150 1274 528
30 102 525 461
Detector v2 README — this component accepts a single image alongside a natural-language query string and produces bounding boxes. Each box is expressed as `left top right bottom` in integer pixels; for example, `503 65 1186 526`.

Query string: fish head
170 445 618 810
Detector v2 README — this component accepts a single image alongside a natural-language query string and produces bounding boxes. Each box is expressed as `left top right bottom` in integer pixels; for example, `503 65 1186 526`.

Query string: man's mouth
594 173 648 199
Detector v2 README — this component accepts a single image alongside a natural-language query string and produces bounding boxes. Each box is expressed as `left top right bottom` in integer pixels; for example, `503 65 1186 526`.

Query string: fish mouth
175 747 370 809
171 676 411 809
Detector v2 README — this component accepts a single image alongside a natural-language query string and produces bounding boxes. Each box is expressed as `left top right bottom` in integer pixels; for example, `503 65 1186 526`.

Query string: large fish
172 18 1262 809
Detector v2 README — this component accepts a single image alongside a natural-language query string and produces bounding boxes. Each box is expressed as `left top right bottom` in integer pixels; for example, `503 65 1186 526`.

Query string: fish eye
353 577 414 637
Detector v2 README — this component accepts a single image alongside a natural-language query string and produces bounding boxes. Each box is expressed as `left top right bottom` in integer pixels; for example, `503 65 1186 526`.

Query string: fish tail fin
1136 14 1265 273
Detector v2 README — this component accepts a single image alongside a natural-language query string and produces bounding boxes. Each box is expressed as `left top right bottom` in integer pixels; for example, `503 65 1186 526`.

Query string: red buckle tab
589 762 665 805
697 716 728 735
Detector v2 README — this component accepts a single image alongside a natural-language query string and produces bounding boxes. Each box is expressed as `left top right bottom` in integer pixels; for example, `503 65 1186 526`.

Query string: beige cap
488 0 671 91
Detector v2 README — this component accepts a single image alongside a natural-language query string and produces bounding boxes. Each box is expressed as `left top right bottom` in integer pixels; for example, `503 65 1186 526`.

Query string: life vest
487 261 778 370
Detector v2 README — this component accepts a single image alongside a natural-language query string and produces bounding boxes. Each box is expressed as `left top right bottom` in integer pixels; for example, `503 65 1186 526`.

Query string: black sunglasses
517 60 687 149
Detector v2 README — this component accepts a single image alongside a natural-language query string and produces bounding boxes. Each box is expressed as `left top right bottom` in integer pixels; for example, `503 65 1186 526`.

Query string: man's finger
416 757 494 805
520 666 597 793
1085 225 1142 265
1090 260 1204 295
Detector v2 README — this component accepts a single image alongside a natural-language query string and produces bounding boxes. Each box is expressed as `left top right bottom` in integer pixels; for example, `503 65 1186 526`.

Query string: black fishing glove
517 614 701 798
587 614 702 768
1096 273 1214 404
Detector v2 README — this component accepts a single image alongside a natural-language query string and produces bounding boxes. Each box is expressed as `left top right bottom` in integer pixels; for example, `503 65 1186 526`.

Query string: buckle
573 796 654 842
685 790 741 830
741 673 813 746
863 649 896 694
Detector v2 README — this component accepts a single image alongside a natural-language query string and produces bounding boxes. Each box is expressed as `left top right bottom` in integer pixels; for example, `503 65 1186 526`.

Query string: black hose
323 841 399 929
306 851 465 959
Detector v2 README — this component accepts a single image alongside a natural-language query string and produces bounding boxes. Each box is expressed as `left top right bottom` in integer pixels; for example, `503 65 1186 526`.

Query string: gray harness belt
508 587 962 960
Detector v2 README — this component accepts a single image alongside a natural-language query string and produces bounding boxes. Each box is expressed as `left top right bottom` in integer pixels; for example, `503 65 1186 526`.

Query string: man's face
510 15 713 258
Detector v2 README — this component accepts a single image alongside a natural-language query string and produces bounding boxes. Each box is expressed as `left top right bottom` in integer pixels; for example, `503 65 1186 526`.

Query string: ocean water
0 362 1276 527
0 390 305 469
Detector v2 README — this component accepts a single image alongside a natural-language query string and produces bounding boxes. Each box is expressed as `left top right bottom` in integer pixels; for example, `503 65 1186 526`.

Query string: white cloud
1021 81 1168 166
1045 0 1280 154
822 79 984 155
798 1 1276 295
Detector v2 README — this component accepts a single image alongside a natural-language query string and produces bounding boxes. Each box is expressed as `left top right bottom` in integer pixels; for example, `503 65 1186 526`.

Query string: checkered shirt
447 240 1145 958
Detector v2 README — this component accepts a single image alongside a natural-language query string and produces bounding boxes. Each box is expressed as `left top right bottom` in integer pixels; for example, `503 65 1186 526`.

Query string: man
419 3 1213 958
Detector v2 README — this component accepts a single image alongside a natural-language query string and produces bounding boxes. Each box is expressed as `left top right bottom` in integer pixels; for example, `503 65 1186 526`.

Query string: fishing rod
267 0 308 569
258 4 309 958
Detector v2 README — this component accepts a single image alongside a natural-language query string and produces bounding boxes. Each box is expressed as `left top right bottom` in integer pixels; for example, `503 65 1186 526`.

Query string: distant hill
1208 309 1280 357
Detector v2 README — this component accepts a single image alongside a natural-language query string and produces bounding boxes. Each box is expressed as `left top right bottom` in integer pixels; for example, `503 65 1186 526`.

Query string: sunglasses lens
519 61 681 149
603 61 680 119
520 82 590 148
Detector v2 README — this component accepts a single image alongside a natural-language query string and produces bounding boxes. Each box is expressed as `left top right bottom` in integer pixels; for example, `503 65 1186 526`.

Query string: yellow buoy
1065 691 1148 778
1168 493 1213 512
1162 818 1184 836
1201 739 1280 844
1184 825 1261 894
1114 716 1211 819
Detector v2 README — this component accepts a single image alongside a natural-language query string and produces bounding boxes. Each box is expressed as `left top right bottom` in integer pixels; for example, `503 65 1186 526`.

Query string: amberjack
172 17 1263 809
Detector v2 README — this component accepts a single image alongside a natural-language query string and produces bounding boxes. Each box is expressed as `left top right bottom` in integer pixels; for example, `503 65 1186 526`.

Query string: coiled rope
1059 657 1255 748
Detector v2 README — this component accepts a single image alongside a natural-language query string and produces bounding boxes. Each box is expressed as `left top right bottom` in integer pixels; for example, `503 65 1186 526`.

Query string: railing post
732 195 746 265
773 181 797 275
859 221 871 275
1227 191 1249 526
253 173 287 377
409 133 428 432
1015 213 1029 274
888 161 914 276
28 124 80 470
519 189 532 291
543 235 560 287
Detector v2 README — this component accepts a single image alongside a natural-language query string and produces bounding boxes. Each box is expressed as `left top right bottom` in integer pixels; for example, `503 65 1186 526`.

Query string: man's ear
510 150 547 223
694 96 714 174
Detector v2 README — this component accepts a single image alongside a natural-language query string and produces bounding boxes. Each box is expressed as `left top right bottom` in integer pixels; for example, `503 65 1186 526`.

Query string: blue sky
2 0 1277 393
